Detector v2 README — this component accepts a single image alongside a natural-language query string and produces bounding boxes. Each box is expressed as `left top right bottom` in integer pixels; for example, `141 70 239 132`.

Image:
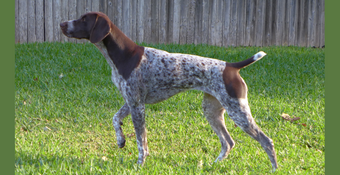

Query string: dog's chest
94 41 125 89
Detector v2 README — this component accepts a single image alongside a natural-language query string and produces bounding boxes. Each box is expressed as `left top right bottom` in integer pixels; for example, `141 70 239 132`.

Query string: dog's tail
229 51 266 69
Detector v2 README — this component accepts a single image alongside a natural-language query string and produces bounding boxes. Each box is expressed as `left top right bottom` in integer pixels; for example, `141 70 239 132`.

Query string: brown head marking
89 13 111 43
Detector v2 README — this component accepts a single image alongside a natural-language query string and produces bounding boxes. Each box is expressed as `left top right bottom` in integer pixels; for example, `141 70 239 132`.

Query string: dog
60 12 278 171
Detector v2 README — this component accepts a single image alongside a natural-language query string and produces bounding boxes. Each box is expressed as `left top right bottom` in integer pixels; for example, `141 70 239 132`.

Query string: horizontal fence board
15 0 325 47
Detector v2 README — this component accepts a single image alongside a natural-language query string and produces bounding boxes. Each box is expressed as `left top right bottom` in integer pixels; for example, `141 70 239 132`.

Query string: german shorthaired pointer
60 12 278 171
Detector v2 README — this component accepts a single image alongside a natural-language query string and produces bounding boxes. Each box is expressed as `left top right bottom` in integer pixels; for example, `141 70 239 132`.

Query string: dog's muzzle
60 22 71 37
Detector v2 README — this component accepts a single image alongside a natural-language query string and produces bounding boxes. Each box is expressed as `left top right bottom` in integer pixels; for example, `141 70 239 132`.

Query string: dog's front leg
130 103 149 164
113 103 130 148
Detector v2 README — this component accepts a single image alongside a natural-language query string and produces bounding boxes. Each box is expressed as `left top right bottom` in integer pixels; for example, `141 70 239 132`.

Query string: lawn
15 42 324 174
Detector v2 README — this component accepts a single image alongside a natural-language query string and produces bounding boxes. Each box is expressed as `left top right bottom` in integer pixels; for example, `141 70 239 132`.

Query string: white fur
67 20 74 33
254 51 266 61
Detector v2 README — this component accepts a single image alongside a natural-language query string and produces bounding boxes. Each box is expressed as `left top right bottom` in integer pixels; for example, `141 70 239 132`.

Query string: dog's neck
100 23 144 80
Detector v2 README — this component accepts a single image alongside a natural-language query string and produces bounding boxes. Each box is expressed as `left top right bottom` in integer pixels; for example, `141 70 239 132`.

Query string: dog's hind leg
222 97 278 171
113 103 130 148
202 93 235 162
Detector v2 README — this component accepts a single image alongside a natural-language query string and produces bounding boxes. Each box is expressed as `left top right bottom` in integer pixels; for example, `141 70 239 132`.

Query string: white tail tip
254 51 267 61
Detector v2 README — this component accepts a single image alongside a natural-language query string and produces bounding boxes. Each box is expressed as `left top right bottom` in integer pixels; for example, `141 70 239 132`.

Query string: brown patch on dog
89 13 111 43
103 33 144 80
61 12 144 80
91 12 144 80
222 63 247 98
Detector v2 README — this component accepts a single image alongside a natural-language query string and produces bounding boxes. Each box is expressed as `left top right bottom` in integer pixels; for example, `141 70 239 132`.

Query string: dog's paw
117 139 126 148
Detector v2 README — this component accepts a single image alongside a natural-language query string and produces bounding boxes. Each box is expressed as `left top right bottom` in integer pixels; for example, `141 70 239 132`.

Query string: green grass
15 42 324 174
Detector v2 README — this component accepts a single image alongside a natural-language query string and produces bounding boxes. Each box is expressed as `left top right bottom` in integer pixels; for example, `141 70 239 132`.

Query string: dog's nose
60 22 67 28
60 22 68 35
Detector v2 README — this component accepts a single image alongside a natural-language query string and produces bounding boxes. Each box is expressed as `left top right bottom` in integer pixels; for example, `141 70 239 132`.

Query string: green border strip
325 0 338 174
0 1 14 174
6 0 330 174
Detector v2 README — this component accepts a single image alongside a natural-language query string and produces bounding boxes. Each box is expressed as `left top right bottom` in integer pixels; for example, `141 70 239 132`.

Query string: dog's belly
143 71 204 104
144 88 186 104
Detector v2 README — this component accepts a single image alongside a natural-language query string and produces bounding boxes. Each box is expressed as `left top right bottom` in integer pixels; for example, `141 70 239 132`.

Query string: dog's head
60 12 111 43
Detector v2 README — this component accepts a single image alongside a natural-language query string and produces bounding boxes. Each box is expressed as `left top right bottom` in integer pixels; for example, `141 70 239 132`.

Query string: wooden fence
15 0 325 47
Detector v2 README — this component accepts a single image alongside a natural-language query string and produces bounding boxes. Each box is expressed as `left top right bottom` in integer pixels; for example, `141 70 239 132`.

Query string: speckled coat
60 12 278 171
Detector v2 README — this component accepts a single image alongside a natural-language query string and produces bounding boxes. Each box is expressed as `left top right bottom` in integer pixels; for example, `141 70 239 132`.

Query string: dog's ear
90 15 110 43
